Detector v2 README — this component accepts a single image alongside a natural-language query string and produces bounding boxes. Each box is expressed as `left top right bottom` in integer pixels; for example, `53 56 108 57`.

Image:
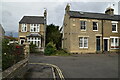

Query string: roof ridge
24 16 44 17
69 10 120 16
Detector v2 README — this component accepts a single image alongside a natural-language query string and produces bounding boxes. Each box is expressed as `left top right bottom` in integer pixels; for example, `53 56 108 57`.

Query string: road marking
29 63 65 80
51 67 56 80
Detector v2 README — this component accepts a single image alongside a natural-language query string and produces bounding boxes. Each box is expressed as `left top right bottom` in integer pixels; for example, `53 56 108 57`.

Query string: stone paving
24 64 53 79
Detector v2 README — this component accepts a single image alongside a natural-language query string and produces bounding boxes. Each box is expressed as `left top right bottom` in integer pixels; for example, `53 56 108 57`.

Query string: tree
46 24 62 49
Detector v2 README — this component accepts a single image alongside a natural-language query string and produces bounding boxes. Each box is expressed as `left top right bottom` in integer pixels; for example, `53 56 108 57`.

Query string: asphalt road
29 54 118 78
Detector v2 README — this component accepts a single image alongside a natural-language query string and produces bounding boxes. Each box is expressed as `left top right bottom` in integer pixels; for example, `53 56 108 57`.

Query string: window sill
81 30 86 31
111 48 119 49
79 47 88 49
93 30 98 31
21 31 27 32
112 31 118 33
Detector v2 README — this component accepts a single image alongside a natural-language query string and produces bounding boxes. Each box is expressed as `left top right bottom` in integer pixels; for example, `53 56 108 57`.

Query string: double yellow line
29 63 65 80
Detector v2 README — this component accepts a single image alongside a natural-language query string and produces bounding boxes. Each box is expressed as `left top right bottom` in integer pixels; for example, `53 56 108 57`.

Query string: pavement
24 64 53 79
28 53 118 78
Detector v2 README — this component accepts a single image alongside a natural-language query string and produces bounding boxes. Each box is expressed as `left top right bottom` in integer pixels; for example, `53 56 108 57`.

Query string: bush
30 43 37 53
52 49 70 56
45 42 56 55
2 38 24 71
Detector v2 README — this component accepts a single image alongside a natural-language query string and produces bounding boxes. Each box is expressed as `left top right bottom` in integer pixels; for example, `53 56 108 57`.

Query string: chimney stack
44 8 47 19
105 7 114 15
65 3 70 13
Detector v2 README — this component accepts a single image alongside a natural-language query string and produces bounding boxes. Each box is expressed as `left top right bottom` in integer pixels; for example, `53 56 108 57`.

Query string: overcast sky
0 0 120 32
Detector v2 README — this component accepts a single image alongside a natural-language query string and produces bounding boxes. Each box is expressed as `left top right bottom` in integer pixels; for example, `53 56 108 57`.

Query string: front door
104 39 108 51
96 36 100 51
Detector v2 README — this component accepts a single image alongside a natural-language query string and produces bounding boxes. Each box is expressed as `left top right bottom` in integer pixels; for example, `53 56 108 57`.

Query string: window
20 39 25 44
21 24 27 32
80 21 86 30
84 37 88 47
112 21 118 32
30 24 40 32
79 37 88 48
111 37 119 49
27 37 41 47
79 37 83 47
93 22 98 31
112 23 117 32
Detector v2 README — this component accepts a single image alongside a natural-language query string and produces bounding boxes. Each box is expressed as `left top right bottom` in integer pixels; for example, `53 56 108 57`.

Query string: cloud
1 1 119 32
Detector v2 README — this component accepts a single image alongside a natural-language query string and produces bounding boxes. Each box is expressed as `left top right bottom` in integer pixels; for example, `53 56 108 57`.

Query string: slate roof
19 16 45 24
26 33 41 37
68 11 120 21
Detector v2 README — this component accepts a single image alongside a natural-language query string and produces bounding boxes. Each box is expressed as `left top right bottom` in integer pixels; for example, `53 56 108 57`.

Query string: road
29 54 118 78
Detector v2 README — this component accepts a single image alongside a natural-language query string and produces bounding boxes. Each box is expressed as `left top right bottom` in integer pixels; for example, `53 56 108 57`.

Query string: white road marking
51 67 56 80
29 63 65 80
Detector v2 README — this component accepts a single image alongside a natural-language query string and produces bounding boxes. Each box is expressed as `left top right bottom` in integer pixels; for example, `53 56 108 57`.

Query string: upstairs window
30 24 40 32
80 21 86 31
112 23 117 32
93 22 98 31
21 24 27 32
112 21 118 33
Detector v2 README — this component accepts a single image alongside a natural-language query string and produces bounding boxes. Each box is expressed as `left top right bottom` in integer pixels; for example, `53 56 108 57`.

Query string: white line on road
29 63 65 80
51 67 56 80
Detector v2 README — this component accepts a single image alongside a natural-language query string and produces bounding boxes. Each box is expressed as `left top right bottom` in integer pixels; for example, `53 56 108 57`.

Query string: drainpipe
101 20 104 53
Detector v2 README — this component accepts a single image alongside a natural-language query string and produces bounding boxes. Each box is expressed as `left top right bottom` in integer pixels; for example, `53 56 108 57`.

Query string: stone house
18 10 47 51
62 4 120 53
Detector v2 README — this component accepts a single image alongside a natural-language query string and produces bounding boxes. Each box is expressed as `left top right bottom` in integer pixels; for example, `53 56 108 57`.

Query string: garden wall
2 58 28 79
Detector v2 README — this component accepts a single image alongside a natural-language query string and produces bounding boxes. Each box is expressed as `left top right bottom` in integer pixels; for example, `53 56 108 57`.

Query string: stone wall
2 59 28 79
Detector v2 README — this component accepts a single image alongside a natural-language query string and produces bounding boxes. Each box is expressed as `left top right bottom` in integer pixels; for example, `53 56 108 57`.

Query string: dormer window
21 24 27 32
112 21 118 33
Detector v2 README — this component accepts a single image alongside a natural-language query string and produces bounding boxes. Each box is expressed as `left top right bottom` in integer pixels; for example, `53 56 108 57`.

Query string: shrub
45 42 56 55
53 49 70 56
30 43 37 53
2 38 24 71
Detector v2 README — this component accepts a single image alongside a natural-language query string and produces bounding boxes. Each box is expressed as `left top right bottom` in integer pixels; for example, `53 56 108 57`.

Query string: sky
0 0 120 32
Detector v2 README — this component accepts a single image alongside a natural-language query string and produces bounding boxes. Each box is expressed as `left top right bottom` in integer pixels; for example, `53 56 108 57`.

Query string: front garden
2 38 24 71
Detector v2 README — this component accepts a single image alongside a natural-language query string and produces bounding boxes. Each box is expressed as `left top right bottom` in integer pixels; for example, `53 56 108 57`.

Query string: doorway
104 39 108 51
96 36 100 51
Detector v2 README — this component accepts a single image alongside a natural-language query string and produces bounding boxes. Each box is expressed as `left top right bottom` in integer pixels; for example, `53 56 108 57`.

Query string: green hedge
30 43 36 53
44 42 56 55
2 39 24 71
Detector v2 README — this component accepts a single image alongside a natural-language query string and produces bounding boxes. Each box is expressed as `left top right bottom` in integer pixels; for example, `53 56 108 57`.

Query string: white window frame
112 21 118 33
21 24 27 32
110 37 119 49
20 39 25 44
80 21 86 31
30 24 40 32
79 37 88 48
27 37 41 48
93 22 98 31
